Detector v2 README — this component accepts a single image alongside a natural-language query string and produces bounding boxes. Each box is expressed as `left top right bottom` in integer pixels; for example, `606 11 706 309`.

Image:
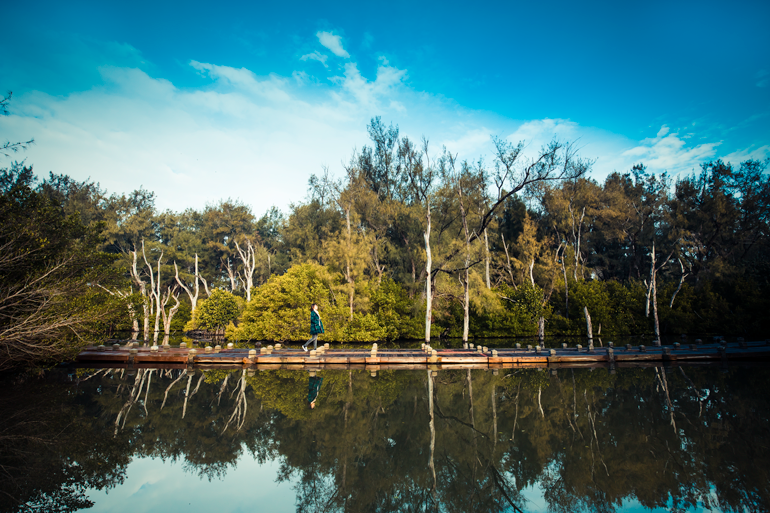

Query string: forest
2 365 768 512
1 117 769 369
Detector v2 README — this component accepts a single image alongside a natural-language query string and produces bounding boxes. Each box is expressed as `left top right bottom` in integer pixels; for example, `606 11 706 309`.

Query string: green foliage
0 165 121 369
195 289 240 332
229 264 422 342
368 277 423 339
547 279 648 336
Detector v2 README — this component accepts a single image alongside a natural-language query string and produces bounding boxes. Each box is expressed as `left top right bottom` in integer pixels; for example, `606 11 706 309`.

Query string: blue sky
1 0 768 212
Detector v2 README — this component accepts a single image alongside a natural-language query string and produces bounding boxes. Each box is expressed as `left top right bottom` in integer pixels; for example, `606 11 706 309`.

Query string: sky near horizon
1 0 768 214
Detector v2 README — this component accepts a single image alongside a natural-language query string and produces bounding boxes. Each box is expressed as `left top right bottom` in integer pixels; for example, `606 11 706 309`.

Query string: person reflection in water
307 372 323 409
302 303 324 352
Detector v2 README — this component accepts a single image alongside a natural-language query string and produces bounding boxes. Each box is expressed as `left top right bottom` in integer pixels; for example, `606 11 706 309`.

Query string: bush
228 264 423 342
195 289 240 334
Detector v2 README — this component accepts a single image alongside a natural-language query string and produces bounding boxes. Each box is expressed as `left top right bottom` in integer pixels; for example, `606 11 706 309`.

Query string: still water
1 364 768 512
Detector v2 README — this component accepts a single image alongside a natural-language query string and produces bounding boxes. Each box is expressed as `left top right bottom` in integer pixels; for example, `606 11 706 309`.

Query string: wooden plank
193 356 245 364
438 363 489 370
378 356 428 364
279 356 309 364
136 354 189 363
439 356 488 364
320 356 349 364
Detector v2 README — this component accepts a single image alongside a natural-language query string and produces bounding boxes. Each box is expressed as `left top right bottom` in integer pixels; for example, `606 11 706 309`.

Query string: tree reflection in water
0 364 768 512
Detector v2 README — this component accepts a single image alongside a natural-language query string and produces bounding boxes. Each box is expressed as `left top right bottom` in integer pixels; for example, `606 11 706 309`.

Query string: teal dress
308 376 323 403
303 310 325 349
310 310 325 335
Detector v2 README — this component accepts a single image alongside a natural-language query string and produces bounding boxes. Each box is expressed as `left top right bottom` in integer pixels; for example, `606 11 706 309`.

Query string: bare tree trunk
424 205 433 343
174 254 204 313
584 306 593 341
484 228 491 289
463 265 470 343
538 317 545 343
569 204 586 281
225 257 237 292
182 373 193 419
130 245 151 340
558 243 569 319
344 206 354 321
645 242 656 318
427 370 437 500
161 369 187 410
234 239 257 302
537 386 545 418
501 234 516 288
457 180 472 343
652 275 661 345
143 245 163 343
669 258 688 308
491 384 498 449
161 287 181 336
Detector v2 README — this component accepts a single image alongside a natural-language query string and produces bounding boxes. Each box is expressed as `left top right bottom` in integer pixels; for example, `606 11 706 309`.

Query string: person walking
307 372 323 409
302 303 324 352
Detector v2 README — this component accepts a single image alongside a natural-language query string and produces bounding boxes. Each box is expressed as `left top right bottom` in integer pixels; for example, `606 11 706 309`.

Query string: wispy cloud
620 126 720 176
0 32 746 214
722 144 770 165
316 31 349 58
500 119 724 181
300 51 328 67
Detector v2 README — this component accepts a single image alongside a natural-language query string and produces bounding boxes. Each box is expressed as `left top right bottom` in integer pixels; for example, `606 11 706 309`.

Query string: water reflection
0 364 768 512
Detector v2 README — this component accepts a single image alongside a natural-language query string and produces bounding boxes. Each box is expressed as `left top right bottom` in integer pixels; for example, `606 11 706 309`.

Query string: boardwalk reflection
1 364 768 512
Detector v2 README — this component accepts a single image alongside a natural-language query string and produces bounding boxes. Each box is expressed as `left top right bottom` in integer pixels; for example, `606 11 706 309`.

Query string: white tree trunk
484 228 491 289
645 241 656 317
463 264 470 343
424 206 433 343
344 206 354 320
584 306 593 341
161 287 181 336
670 258 688 308
174 254 204 312
129 246 151 340
529 259 536 287
225 257 237 292
142 242 163 343
234 239 257 302
501 234 516 288
652 273 661 345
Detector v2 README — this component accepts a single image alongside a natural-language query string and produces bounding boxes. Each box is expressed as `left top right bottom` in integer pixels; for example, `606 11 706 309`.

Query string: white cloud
0 56 439 214
316 31 349 58
722 144 770 165
498 119 724 182
620 126 720 176
0 35 741 215
300 51 328 67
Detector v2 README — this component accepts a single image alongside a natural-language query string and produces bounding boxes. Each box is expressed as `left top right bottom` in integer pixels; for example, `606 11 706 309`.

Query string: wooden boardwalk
74 340 770 371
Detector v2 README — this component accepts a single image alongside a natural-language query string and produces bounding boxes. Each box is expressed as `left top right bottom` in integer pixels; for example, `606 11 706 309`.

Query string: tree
0 92 34 158
0 165 120 369
196 289 240 335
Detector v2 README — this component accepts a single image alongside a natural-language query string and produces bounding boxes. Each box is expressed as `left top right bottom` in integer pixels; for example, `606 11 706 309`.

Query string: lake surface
1 363 768 512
